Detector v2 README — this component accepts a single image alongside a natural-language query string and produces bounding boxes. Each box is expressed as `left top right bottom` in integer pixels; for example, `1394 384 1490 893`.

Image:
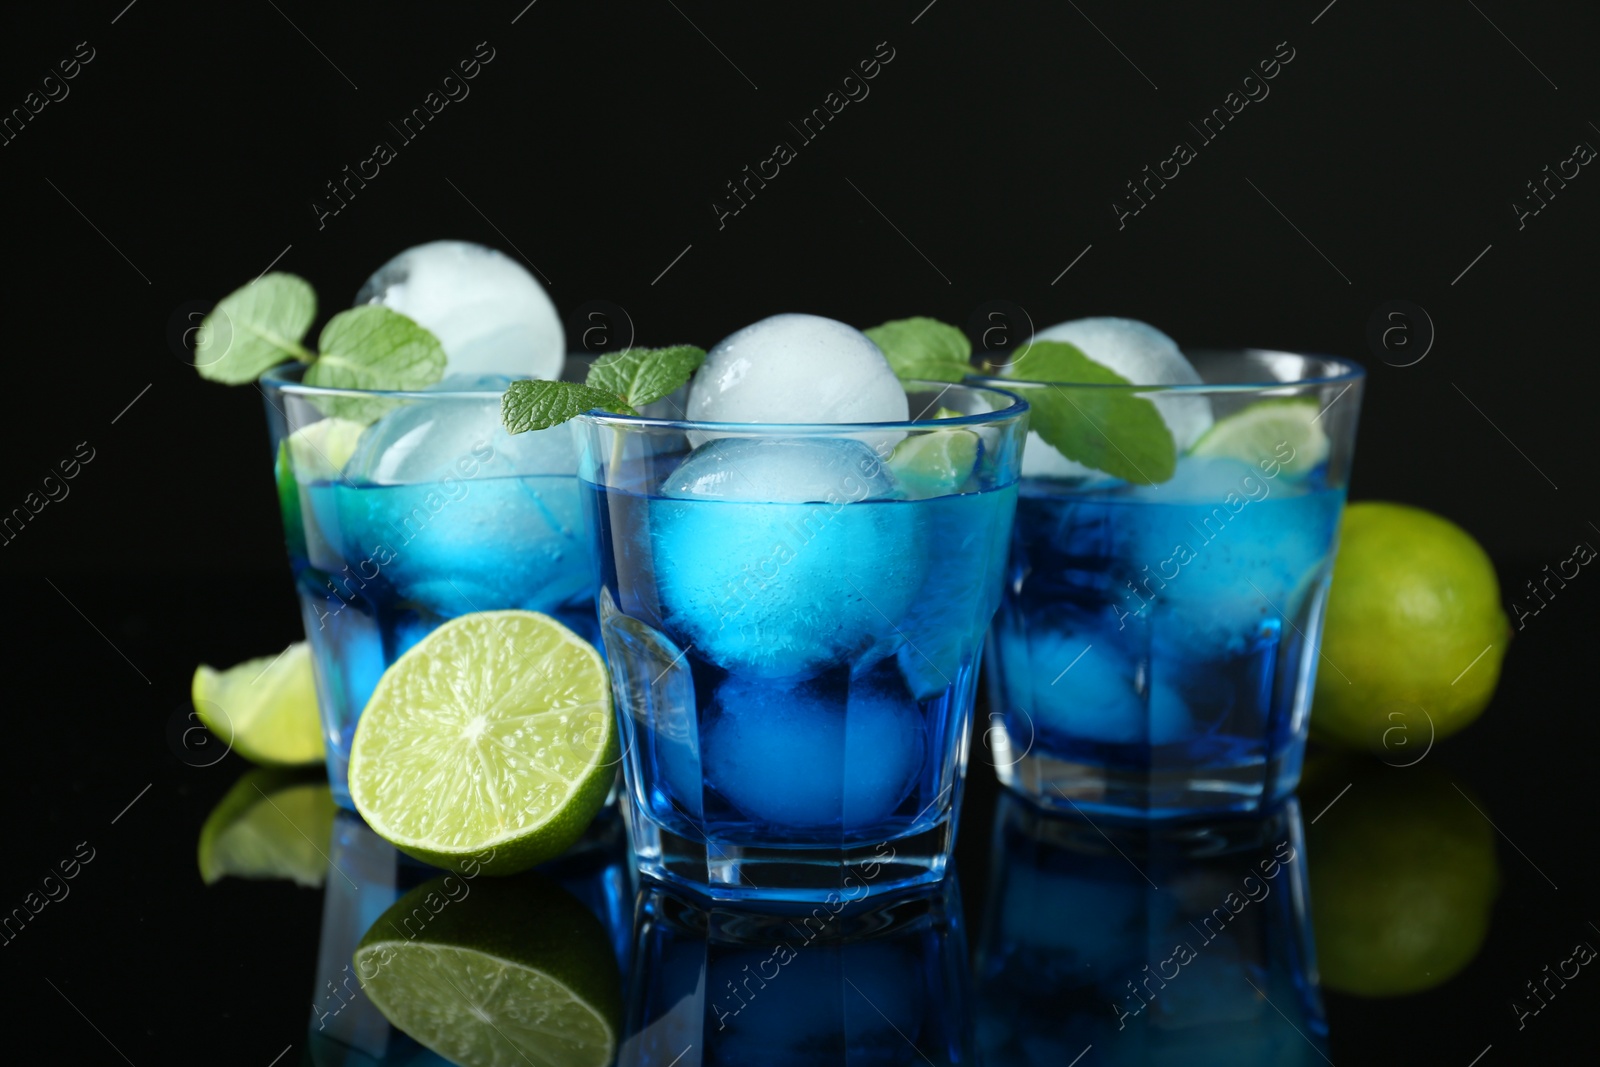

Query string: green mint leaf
194 273 316 383
865 317 973 383
1011 341 1176 485
586 345 707 408
302 305 447 423
502 380 635 434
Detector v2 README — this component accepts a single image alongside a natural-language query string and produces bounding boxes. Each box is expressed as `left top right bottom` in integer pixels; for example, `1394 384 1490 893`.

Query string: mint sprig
865 317 973 383
192 273 448 418
195 274 317 383
501 346 707 434
1010 341 1177 485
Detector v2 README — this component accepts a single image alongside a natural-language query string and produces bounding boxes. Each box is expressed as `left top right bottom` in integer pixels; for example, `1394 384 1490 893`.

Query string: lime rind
889 428 981 498
1188 396 1329 476
348 610 616 876
196 768 334 886
191 642 324 766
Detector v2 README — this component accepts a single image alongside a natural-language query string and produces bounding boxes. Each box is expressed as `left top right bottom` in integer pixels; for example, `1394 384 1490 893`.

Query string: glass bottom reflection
974 793 1327 1066
622 878 972 1066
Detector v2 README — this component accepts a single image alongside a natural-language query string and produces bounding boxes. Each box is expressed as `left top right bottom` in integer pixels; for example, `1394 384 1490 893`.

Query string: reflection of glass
576 384 1026 901
308 809 630 1066
972 352 1363 818
1303 757 1498 997
622 878 972 1066
262 366 598 809
974 793 1326 1065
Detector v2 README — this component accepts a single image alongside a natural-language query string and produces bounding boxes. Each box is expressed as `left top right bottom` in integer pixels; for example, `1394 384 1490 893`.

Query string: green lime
1189 397 1328 474
1313 503 1509 748
890 427 980 497
356 872 621 1067
275 418 365 559
197 768 335 886
192 641 324 766
348 611 615 876
1306 760 1498 996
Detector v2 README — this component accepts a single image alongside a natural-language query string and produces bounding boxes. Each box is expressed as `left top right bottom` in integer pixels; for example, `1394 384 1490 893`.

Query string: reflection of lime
1306 761 1498 996
1313 503 1509 748
192 642 324 766
349 611 615 876
356 873 621 1067
197 768 334 886
889 428 980 497
1189 397 1328 475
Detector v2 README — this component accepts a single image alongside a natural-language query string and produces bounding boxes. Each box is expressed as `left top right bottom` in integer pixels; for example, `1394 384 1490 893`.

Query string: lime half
197 768 334 886
192 642 324 766
1189 397 1329 475
890 428 981 498
356 873 621 1067
348 611 615 876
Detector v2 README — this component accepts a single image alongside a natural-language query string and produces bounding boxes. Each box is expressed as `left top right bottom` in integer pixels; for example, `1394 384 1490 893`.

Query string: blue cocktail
974 333 1362 817
263 367 596 808
578 358 1027 900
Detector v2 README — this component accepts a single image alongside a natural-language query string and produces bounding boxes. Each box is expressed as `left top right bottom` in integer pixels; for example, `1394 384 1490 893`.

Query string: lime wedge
197 768 334 886
192 642 325 766
1188 397 1329 475
275 417 365 559
890 428 981 498
356 873 622 1067
348 611 615 876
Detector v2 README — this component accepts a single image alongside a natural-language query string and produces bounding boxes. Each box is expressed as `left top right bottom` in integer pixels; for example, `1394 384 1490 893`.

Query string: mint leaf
503 380 635 434
586 345 707 408
303 305 447 423
865 317 973 383
1011 341 1176 485
194 273 316 383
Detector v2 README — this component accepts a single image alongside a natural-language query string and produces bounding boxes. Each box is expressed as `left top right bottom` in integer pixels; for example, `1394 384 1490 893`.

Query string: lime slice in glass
192 642 324 766
890 427 981 498
356 873 622 1067
348 610 615 876
197 768 334 886
275 417 365 558
1188 397 1329 475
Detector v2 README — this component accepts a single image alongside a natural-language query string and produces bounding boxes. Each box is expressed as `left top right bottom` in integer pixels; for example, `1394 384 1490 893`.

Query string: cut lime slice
890 428 981 498
197 768 334 886
356 873 622 1067
1188 397 1329 475
348 611 615 876
192 642 325 766
275 417 365 559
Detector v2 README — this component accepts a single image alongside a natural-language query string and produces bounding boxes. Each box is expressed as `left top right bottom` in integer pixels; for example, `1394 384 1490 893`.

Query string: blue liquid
588 475 1016 853
285 473 597 808
974 794 1326 1065
987 459 1344 815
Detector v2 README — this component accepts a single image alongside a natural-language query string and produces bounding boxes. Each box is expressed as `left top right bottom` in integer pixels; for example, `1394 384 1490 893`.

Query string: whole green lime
1306 761 1498 996
1312 502 1509 749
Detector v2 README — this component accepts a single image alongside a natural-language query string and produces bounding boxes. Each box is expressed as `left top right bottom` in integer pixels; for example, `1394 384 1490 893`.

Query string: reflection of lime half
890 428 980 497
192 642 324 766
356 874 621 1067
349 611 615 876
1189 397 1328 475
1307 760 1499 996
197 768 334 886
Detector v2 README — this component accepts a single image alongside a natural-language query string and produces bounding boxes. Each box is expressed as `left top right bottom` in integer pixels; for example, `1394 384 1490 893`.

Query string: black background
3 2 1597 1064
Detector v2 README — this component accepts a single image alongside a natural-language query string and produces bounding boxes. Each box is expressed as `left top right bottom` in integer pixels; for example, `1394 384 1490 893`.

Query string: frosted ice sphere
687 313 908 425
1010 317 1212 479
356 240 563 381
652 437 926 678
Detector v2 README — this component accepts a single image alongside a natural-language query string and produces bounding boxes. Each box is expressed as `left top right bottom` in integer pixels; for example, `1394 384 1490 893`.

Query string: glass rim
968 347 1366 393
574 379 1030 434
259 362 510 400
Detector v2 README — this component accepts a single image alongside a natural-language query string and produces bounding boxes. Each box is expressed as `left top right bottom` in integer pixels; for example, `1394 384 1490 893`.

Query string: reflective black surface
7 571 1597 1064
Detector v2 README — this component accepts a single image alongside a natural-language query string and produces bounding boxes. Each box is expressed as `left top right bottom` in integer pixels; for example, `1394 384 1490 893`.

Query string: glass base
628 811 955 904
995 746 1300 820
